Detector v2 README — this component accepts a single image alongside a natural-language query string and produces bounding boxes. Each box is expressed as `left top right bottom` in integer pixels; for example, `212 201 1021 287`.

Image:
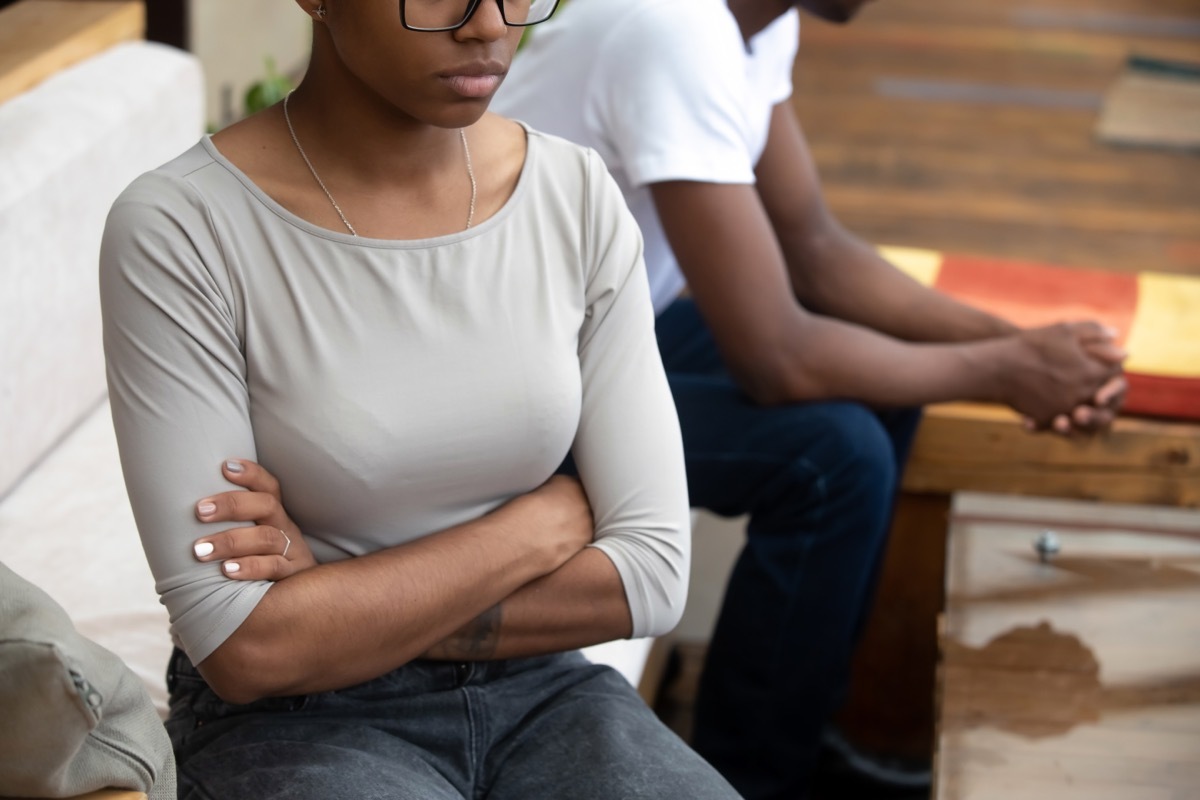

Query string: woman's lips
442 73 503 98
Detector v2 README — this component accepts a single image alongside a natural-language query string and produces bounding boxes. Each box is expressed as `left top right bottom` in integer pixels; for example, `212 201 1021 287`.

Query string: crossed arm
651 102 1124 428
192 466 631 704
189 461 626 670
189 292 682 706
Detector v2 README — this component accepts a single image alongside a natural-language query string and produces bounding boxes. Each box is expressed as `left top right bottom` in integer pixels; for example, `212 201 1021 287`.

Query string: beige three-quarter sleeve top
100 128 690 665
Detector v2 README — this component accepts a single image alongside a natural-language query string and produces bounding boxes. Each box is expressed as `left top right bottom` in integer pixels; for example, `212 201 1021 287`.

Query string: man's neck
727 0 793 43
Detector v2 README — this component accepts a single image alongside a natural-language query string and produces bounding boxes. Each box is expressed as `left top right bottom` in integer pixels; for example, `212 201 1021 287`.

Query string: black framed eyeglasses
400 0 561 32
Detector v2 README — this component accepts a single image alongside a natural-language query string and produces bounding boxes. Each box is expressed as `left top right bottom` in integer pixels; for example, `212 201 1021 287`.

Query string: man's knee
780 402 898 505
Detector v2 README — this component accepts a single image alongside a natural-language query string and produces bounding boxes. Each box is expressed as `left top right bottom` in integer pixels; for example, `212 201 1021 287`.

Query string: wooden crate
935 503 1200 798
839 403 1200 759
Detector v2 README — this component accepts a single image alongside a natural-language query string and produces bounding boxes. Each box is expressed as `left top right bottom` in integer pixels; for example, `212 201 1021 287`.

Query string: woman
100 0 739 796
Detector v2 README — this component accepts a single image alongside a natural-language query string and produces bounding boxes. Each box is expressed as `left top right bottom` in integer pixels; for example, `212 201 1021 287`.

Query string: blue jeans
655 299 922 800
166 647 740 799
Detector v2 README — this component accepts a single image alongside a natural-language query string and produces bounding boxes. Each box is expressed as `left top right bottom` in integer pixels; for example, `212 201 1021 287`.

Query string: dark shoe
811 727 932 798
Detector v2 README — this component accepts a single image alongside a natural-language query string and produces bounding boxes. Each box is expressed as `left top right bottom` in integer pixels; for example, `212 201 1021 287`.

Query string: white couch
0 39 652 723
0 40 205 715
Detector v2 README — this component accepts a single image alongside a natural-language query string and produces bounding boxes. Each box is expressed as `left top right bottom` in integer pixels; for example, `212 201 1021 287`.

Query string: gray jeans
166 648 741 799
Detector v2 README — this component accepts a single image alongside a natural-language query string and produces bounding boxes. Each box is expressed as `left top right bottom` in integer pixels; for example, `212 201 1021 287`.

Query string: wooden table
838 403 1200 759
786 0 1200 772
903 404 1200 508
935 497 1200 799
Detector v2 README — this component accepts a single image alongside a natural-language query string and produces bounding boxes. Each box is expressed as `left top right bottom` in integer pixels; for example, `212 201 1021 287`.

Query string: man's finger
1052 414 1072 436
1082 339 1128 365
1068 404 1112 430
1094 375 1127 408
1068 320 1120 343
1083 407 1116 429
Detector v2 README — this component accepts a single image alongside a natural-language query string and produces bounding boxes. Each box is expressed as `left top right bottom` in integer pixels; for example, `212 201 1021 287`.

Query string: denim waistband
166 646 587 699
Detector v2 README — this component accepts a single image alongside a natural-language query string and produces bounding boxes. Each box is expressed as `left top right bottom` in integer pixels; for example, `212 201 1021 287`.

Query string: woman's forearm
197 488 586 704
421 546 633 661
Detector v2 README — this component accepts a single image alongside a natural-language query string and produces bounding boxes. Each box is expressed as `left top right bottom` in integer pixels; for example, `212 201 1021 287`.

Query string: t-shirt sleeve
761 9 800 107
573 150 691 639
99 172 270 665
587 3 757 189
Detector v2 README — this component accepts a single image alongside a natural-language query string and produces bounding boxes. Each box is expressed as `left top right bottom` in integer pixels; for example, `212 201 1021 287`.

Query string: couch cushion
0 404 172 716
0 41 203 497
581 637 655 689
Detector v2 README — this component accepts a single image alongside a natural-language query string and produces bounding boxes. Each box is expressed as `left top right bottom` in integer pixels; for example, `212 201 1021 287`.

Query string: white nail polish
194 542 214 558
225 460 244 474
224 562 240 574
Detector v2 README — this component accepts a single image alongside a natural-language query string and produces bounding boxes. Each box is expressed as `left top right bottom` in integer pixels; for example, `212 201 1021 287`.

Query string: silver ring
280 530 292 558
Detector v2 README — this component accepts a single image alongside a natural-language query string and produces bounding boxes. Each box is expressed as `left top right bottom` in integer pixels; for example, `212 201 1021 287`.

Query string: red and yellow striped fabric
881 246 1200 421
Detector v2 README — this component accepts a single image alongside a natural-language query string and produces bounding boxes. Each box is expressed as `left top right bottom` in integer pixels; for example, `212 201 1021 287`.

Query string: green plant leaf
243 56 293 117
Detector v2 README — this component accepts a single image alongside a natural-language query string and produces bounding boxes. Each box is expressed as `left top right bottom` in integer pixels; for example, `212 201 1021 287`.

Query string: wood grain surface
906 403 1200 508
0 0 144 105
936 508 1200 799
791 0 1200 277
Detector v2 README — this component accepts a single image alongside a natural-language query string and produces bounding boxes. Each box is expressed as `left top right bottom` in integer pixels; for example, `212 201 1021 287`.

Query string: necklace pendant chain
461 129 476 230
283 92 477 237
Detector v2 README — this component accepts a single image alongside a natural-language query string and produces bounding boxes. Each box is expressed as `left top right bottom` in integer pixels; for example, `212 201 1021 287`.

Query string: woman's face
313 0 526 128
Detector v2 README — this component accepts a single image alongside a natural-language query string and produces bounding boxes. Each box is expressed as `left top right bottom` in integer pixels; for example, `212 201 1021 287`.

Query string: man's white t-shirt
495 0 800 315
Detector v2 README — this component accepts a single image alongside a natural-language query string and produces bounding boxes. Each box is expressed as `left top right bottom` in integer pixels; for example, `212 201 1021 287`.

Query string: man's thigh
668 372 895 518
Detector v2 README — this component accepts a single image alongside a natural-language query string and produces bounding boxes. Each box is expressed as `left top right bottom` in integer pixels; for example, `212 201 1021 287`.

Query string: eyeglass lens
403 0 558 31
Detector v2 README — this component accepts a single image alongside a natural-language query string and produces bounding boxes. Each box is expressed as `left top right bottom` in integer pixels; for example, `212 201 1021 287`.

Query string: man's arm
650 114 1121 423
757 102 1018 343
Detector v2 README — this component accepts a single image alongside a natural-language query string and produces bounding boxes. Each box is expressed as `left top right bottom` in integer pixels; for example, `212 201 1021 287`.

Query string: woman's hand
192 459 317 581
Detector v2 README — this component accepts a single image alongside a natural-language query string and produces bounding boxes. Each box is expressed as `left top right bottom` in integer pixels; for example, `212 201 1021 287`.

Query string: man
495 1 1124 797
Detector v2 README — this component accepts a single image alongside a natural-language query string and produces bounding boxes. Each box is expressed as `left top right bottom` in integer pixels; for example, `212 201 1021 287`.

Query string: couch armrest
0 0 143 104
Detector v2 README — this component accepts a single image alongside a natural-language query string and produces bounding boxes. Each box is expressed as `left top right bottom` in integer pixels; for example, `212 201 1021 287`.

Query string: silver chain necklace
283 92 477 237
